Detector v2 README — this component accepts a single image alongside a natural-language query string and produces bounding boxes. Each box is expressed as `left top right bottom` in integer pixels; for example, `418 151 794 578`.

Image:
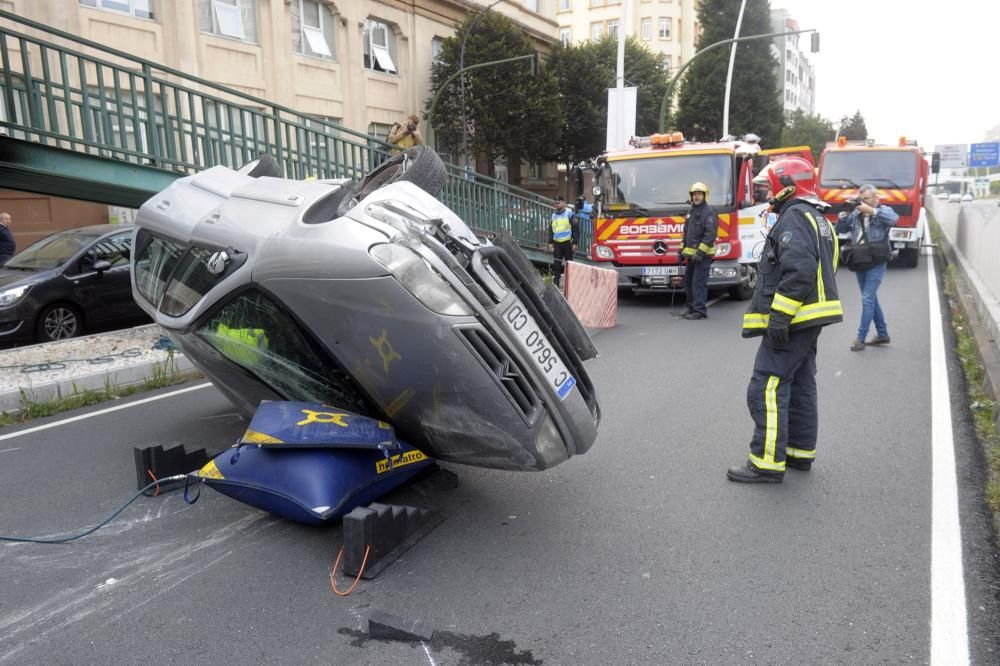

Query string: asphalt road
1 252 998 665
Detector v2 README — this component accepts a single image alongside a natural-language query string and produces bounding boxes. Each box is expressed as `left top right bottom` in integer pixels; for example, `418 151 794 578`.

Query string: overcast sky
771 0 999 150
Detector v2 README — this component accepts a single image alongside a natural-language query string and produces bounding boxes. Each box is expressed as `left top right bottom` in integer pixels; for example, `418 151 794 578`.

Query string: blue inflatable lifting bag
197 443 432 525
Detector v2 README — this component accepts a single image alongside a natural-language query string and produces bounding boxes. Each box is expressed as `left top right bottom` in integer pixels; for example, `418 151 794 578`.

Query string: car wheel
37 303 82 342
237 154 283 178
357 145 447 200
897 247 920 268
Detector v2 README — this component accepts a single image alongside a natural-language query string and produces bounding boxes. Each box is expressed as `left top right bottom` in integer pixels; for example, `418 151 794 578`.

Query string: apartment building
770 8 815 115
556 0 699 77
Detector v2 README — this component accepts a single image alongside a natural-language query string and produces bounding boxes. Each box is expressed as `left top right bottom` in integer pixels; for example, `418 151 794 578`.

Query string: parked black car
0 224 149 343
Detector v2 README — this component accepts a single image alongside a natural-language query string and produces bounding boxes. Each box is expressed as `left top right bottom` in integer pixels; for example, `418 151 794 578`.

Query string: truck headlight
592 185 602 197
714 242 731 256
595 245 614 259
369 243 473 316
0 284 30 307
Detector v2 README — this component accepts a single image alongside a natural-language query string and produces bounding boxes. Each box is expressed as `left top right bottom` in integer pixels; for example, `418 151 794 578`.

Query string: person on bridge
678 182 718 320
386 113 423 155
548 195 578 289
836 184 899 351
0 212 14 266
728 157 843 484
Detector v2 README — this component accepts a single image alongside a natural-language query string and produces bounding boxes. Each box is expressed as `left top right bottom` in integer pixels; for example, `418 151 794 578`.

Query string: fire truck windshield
820 151 916 189
599 154 733 212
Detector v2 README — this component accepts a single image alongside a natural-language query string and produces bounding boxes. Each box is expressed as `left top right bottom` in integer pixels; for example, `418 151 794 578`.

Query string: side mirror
93 260 112 273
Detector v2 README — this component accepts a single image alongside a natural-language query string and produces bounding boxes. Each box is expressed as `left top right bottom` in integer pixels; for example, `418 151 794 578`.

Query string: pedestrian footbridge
0 10 586 264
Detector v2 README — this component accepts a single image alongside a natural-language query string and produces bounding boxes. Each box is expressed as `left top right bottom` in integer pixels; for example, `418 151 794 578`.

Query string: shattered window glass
196 289 377 414
160 247 224 317
134 233 185 306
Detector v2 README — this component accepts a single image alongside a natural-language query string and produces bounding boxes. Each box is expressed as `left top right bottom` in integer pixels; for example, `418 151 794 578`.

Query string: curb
0 354 196 415
933 216 1000 430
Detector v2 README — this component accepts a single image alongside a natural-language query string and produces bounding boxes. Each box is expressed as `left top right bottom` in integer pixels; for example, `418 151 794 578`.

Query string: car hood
0 268 47 289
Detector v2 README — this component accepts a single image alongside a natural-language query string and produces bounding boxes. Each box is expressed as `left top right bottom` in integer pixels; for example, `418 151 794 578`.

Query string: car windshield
5 230 103 270
599 153 733 212
820 151 917 188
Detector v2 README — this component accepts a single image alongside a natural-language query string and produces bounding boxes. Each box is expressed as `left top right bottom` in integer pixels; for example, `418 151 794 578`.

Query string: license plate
642 266 679 276
501 301 576 400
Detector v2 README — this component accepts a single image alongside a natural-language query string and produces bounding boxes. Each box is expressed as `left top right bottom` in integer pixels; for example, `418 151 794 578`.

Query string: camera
406 123 416 133
843 196 862 212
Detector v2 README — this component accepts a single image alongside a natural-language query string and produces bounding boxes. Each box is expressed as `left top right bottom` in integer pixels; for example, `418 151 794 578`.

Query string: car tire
237 154 283 178
357 145 447 200
37 303 83 342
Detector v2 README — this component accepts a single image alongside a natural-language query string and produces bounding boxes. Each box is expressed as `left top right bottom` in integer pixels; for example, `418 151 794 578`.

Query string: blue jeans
855 262 888 340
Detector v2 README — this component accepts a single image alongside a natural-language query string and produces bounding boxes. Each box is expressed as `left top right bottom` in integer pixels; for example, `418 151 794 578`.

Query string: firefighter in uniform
548 195 578 289
727 157 843 483
678 182 717 320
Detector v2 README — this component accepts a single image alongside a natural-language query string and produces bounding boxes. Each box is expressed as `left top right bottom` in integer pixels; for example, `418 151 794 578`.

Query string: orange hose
329 544 370 597
146 469 160 497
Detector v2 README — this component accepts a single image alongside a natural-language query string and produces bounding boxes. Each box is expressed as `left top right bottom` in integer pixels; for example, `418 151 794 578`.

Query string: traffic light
810 32 820 53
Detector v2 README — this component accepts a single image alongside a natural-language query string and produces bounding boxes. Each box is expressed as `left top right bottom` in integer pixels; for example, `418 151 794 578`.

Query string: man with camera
727 157 843 484
387 113 423 154
836 184 899 352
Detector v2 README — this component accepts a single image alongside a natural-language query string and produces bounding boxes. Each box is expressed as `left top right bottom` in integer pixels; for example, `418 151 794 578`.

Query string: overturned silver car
131 148 600 471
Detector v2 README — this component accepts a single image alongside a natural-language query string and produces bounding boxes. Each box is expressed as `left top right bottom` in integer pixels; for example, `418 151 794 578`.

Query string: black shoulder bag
846 219 889 272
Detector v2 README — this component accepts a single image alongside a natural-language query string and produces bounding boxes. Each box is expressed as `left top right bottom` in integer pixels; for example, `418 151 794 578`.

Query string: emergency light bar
629 132 684 149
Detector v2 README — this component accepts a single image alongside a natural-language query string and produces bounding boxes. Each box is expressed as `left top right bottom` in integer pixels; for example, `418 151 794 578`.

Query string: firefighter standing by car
548 195 578 289
678 183 718 320
727 157 843 484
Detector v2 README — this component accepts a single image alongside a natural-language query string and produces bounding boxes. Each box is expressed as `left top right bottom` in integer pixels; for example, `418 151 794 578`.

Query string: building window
590 22 603 41
199 0 257 42
560 0 571 9
641 18 651 41
363 18 398 74
658 17 671 40
79 0 154 19
590 0 603 6
559 28 571 46
528 162 544 181
293 0 335 59
368 122 394 142
431 37 444 62
607 19 618 39
523 0 539 11
661 53 671 76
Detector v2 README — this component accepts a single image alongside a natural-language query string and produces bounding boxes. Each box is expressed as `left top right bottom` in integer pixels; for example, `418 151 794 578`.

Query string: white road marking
0 447 20 453
0 383 211 442
927 252 971 665
421 642 437 666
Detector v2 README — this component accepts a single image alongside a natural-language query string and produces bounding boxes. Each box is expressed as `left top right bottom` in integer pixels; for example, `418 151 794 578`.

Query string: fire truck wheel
897 248 919 268
618 286 636 299
728 266 756 301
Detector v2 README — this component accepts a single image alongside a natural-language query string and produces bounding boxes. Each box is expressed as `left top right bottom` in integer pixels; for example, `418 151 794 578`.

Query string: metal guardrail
0 9 581 259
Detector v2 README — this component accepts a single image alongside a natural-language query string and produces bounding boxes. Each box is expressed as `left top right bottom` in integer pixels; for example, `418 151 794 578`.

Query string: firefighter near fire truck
678 182 718 320
727 156 844 484
548 195 579 289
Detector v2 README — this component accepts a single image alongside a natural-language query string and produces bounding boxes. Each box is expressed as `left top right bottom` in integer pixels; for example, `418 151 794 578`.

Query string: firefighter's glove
676 250 685 264
766 316 790 345
689 252 703 264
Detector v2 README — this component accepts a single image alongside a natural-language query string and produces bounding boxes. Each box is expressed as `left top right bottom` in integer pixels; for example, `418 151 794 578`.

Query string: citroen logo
652 240 668 255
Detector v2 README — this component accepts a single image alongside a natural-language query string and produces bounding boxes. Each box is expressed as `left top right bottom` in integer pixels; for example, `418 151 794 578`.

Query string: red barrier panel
563 261 617 328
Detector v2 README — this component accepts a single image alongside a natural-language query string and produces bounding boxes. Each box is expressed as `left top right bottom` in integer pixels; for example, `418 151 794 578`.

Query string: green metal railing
0 10 580 259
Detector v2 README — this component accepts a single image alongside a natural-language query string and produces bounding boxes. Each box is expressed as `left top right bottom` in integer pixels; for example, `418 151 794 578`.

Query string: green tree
838 110 868 140
425 10 563 181
781 110 834 163
546 36 670 166
673 0 783 146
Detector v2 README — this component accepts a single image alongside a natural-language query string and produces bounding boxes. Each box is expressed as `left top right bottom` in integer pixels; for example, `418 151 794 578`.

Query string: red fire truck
589 132 769 299
817 136 931 268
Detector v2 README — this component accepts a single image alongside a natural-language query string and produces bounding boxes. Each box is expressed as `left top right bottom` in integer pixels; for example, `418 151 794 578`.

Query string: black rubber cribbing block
133 444 219 493
342 502 445 579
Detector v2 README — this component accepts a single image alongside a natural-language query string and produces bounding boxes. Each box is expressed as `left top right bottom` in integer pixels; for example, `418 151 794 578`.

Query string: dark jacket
681 202 718 258
742 198 843 337
0 225 14 264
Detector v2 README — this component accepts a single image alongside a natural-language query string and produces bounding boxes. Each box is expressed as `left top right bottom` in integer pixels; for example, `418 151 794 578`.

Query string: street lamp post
460 0 505 177
658 28 816 133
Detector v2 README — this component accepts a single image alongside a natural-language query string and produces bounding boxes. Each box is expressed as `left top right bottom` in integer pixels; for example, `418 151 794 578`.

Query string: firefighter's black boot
727 461 783 484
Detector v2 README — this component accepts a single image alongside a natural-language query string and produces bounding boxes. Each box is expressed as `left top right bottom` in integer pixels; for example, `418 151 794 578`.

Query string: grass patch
0 352 200 427
940 249 1000 516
